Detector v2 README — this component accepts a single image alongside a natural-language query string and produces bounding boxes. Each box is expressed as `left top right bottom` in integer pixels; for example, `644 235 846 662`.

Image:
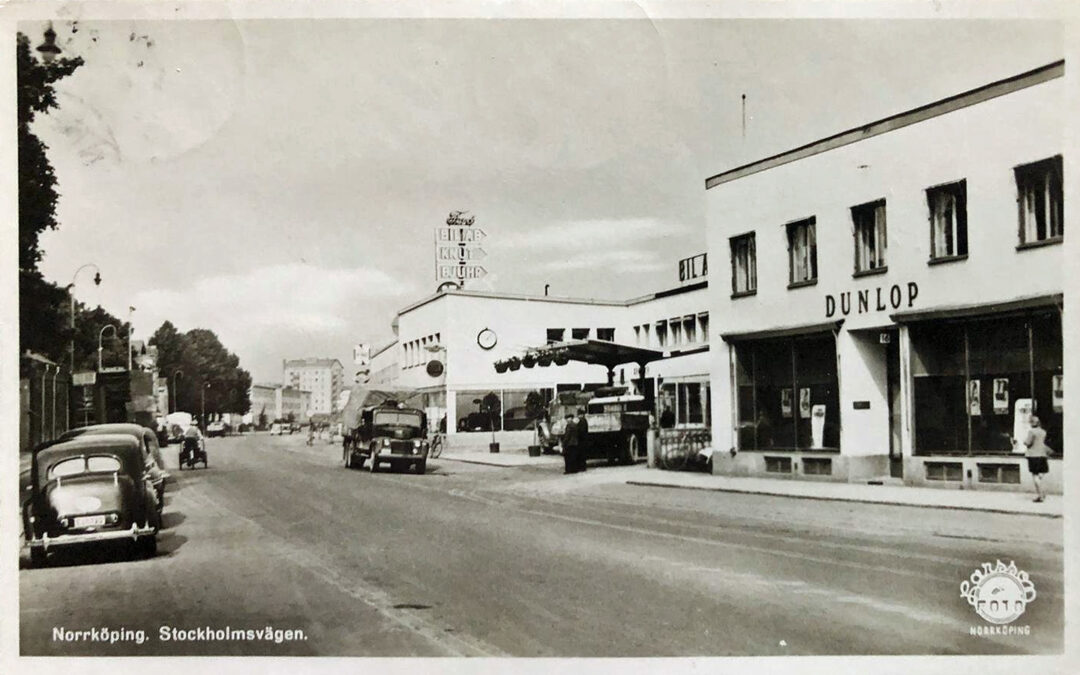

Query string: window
764 456 793 473
1016 156 1063 245
927 180 968 260
803 457 832 476
698 313 709 342
642 324 651 346
596 328 615 342
786 217 817 286
730 233 756 295
683 316 697 344
670 319 682 346
925 461 963 482
852 200 887 274
978 463 1021 484
571 328 590 340
546 328 564 343
633 326 641 345
655 321 668 347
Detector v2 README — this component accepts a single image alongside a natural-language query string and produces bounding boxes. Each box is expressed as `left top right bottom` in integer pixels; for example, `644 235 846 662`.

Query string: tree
150 323 252 416
17 30 84 273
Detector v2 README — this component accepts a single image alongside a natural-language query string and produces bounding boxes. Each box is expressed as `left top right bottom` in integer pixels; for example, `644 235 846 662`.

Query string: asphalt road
20 433 1064 656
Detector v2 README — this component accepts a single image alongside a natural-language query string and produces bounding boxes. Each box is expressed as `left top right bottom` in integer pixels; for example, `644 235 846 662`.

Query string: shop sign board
434 211 488 284
825 281 919 318
810 404 826 448
1052 374 1063 412
72 371 97 386
679 253 707 282
780 388 793 418
993 378 1010 415
798 388 812 419
968 379 981 416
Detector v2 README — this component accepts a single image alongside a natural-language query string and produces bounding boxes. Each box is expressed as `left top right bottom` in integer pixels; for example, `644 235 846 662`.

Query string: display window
734 333 839 451
910 311 1062 455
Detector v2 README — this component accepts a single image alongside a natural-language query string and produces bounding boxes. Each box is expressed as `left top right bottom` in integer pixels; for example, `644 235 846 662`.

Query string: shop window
730 233 757 296
546 328 565 343
786 217 818 286
656 321 668 347
802 457 832 476
924 461 963 482
734 334 839 452
571 328 590 340
764 456 793 473
501 389 553 431
596 328 615 342
1016 156 1063 245
927 180 968 260
977 463 1021 484
852 199 887 274
454 391 502 433
911 311 1063 457
683 316 697 344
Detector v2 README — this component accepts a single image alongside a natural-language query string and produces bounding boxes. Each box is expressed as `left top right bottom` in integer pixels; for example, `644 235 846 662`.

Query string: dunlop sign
435 211 488 283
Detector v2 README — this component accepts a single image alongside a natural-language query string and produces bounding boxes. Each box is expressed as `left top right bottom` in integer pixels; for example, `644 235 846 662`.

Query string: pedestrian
660 406 675 429
575 408 589 472
1021 415 1051 502
562 413 579 474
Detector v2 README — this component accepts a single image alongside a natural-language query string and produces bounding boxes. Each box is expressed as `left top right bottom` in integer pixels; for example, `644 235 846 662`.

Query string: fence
656 427 711 471
20 353 71 453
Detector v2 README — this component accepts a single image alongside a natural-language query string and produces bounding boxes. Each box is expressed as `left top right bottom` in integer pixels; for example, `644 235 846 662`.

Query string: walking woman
1022 415 1051 502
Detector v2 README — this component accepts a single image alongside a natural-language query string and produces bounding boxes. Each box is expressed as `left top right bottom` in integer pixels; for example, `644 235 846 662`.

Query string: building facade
283 358 343 415
249 383 312 425
368 275 710 450
705 61 1064 492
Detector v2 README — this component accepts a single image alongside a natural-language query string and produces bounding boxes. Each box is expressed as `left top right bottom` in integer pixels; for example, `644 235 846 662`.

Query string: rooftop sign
435 211 488 285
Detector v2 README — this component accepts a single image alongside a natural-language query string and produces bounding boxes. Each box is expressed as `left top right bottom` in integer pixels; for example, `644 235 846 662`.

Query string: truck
539 386 649 465
342 387 430 474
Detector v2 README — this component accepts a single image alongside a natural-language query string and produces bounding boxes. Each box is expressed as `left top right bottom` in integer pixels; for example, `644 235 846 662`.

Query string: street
20 433 1064 657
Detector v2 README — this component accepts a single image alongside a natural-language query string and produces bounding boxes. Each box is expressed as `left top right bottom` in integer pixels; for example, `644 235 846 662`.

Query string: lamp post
36 23 62 63
66 263 102 373
171 369 183 413
97 324 118 372
201 382 211 428
126 306 136 371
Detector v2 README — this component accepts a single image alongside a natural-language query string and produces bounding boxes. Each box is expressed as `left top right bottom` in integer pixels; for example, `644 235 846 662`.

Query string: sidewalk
438 449 563 468
627 467 1063 518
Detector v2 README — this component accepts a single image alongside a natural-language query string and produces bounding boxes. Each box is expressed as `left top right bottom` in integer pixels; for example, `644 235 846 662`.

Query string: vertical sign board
435 211 488 286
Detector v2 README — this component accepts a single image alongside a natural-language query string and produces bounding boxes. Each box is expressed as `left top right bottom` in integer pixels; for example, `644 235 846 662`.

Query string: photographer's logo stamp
961 560 1036 625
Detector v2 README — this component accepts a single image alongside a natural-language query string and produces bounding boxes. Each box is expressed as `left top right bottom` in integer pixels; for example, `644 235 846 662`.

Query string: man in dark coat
575 408 589 473
562 413 579 474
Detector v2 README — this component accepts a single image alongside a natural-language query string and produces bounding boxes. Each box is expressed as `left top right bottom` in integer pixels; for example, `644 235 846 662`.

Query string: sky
25 17 1064 384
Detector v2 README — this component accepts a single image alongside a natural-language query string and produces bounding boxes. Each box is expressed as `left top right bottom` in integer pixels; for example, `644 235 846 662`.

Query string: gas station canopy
541 339 667 369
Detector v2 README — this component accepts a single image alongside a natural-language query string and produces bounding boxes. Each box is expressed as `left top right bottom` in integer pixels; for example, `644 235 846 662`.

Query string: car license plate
73 515 106 528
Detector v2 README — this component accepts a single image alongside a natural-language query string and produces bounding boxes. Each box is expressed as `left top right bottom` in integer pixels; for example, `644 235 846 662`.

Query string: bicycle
428 432 445 459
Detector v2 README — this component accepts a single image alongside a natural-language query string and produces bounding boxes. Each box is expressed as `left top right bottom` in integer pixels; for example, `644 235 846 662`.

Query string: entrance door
886 331 903 478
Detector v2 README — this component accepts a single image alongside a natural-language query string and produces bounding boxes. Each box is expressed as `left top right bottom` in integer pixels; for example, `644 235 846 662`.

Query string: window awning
889 293 1063 324
720 320 844 343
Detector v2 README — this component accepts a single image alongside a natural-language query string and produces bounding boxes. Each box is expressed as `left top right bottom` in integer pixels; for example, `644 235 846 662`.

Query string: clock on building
477 328 498 350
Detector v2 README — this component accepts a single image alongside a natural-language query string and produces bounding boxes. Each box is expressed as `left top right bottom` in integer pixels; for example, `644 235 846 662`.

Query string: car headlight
382 438 390 447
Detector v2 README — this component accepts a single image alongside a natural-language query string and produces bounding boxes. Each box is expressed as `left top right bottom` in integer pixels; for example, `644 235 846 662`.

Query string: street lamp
171 369 184 413
66 263 102 373
97 324 118 372
126 306 136 371
36 24 62 64
201 382 211 428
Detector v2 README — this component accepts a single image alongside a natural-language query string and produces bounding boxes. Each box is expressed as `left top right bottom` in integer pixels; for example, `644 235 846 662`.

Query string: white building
283 358 344 415
705 61 1064 492
249 383 312 425
368 269 711 450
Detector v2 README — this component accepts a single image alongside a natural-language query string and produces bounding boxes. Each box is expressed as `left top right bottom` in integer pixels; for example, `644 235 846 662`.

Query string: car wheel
623 433 640 465
29 547 47 567
136 535 157 559
416 460 426 475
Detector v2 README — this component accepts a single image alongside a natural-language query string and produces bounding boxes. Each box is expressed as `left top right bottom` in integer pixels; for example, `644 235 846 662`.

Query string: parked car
206 421 227 437
24 434 161 566
269 423 286 436
59 423 169 504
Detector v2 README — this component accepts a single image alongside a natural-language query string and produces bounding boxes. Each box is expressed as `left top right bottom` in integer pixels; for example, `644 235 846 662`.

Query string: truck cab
344 401 429 474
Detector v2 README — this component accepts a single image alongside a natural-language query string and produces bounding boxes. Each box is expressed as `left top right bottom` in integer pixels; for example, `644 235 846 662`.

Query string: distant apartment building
249 383 312 425
283 358 344 415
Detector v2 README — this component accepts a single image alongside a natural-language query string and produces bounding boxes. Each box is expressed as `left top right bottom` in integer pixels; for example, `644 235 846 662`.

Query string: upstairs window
682 316 697 344
633 326 641 345
546 328 565 343
655 321 668 347
596 328 615 342
670 320 683 346
697 313 709 342
1016 155 1063 245
571 328 590 340
852 199 887 274
730 233 757 296
927 180 968 260
786 217 817 286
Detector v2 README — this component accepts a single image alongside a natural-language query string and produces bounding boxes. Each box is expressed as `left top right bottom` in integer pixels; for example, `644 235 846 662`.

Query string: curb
625 480 1063 519
438 455 553 469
